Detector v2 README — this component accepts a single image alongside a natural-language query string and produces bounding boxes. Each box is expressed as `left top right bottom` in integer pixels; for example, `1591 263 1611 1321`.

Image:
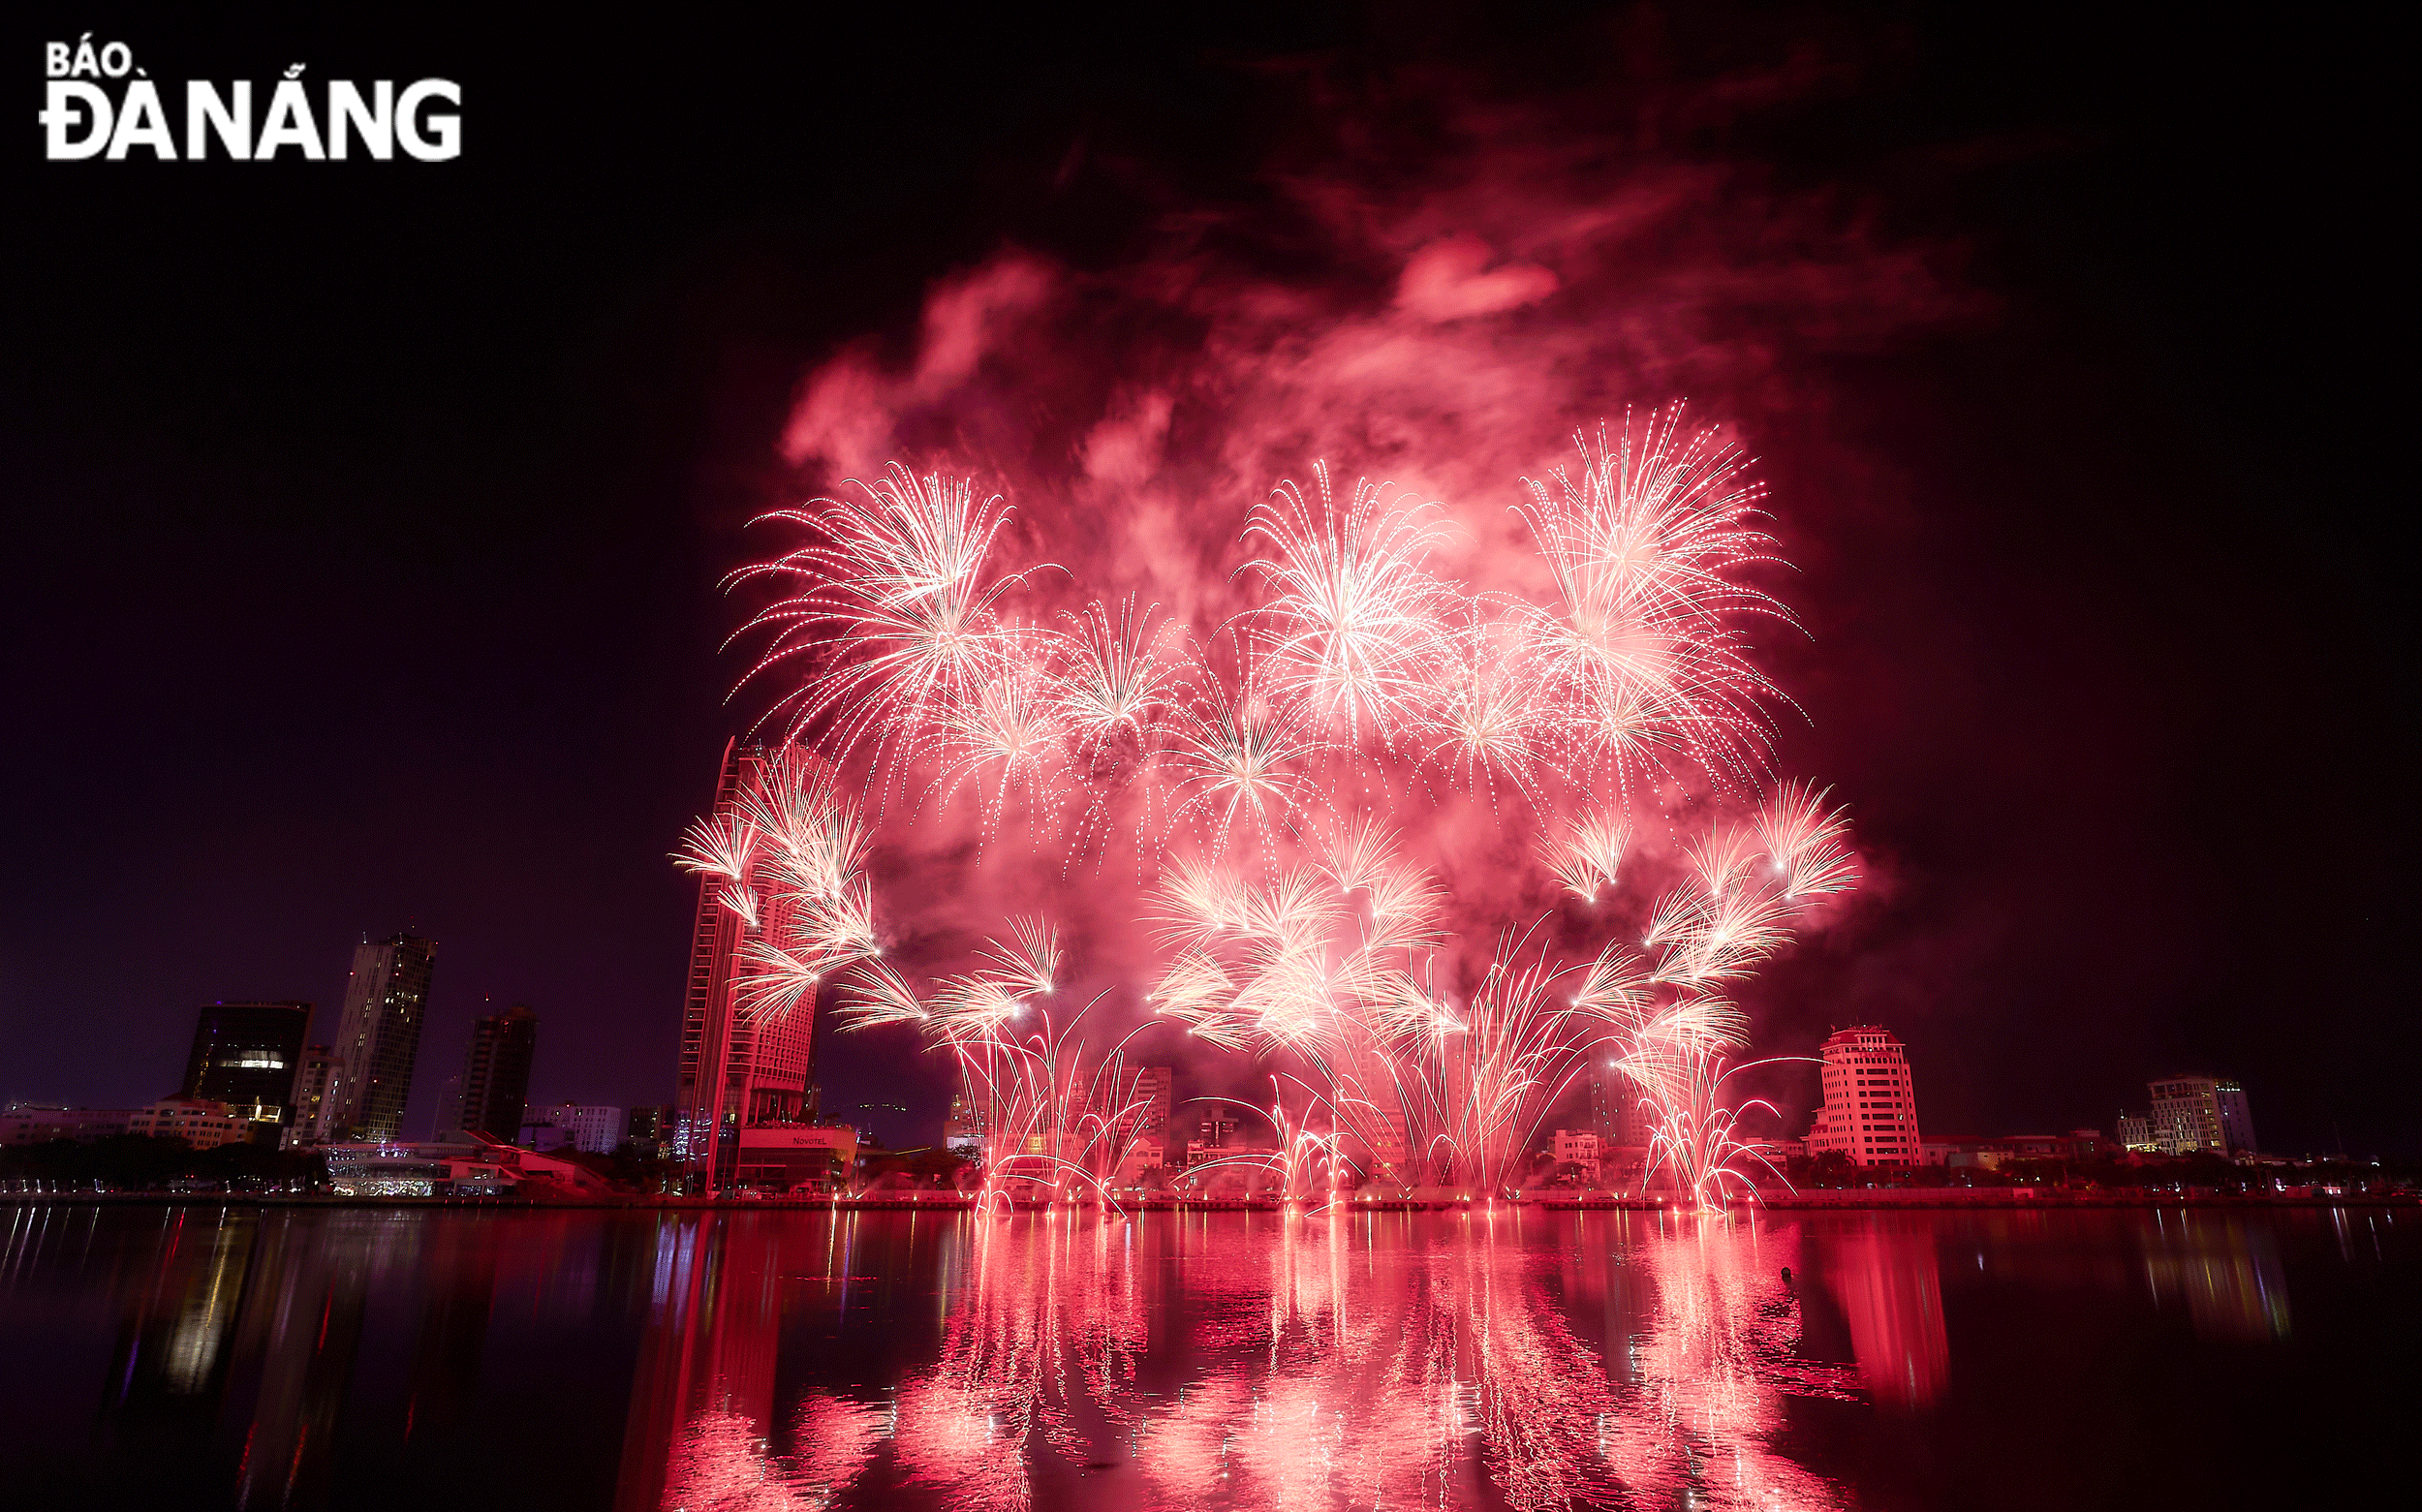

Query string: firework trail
691 410 1859 1206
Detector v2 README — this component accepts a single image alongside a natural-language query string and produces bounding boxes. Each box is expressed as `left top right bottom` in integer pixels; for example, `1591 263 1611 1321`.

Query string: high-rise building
2117 1111 2155 1151
317 934 438 1142
1591 1060 1652 1150
177 1001 312 1124
1123 1066 1172 1145
2146 1075 2255 1157
456 1004 540 1141
1806 1026 1922 1165
287 1046 334 1145
673 743 816 1189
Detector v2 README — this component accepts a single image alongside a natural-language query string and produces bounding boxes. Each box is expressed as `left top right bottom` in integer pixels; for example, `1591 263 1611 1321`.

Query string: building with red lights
1807 1026 1922 1165
672 742 817 1191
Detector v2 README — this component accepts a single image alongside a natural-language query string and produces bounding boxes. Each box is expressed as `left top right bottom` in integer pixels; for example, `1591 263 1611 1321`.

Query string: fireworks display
682 406 1859 1211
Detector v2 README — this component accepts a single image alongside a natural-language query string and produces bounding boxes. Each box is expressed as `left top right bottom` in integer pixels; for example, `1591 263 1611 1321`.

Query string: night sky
3 9 2404 1156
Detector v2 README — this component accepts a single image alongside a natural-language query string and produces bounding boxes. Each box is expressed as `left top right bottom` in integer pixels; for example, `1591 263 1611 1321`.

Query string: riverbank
3 1188 2410 1212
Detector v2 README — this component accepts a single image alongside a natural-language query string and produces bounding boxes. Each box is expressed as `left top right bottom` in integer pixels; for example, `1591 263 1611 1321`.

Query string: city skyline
0 939 2288 1169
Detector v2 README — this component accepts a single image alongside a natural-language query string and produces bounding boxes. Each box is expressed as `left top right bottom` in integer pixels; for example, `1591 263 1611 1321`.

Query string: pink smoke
737 65 1970 1079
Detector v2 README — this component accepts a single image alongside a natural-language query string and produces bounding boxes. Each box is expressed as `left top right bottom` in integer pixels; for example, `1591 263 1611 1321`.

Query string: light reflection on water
0 1202 2397 1511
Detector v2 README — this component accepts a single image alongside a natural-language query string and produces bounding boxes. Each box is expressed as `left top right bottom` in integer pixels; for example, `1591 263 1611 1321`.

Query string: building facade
527 1102 624 1155
625 1104 675 1158
1 1105 135 1144
177 1002 313 1124
316 934 438 1142
731 1124 857 1191
288 1046 334 1145
454 1003 539 1141
1124 1066 1172 1146
943 1075 989 1156
128 1097 269 1150
673 743 818 1189
1807 1026 1922 1165
1551 1127 1603 1180
2145 1076 2256 1157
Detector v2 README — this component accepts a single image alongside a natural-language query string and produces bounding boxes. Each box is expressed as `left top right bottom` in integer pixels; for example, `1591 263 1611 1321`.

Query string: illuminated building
672 741 816 1189
943 1073 988 1155
320 1134 608 1196
175 1001 311 1128
453 1003 539 1140
732 1124 858 1190
1126 1065 1172 1143
126 1096 264 1150
1806 1026 1921 1165
2118 1111 2156 1151
286 1045 333 1145
315 933 438 1142
1551 1127 1603 1179
2146 1075 2256 1156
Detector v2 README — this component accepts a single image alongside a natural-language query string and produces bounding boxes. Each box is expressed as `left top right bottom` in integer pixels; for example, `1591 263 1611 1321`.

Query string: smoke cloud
746 54 1972 1100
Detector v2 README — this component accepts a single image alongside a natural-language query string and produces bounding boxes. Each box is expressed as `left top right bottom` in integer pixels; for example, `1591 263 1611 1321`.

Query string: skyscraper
316 934 437 1142
1591 1060 1651 1150
454 1003 540 1141
1807 1026 1922 1166
178 1001 312 1122
673 742 816 1189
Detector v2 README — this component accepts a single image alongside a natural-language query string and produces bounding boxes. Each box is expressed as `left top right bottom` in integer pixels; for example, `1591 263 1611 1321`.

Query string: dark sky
2 8 2405 1156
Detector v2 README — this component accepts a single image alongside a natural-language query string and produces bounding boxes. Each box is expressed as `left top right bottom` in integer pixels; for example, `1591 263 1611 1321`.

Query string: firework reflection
616 1212 1884 1509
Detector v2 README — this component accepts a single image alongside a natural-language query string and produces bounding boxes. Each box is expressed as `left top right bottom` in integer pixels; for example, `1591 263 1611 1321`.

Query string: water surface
0 1203 2406 1509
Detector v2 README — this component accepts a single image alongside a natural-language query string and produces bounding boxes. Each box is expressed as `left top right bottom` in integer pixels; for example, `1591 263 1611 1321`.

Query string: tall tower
1807 1026 1921 1166
454 1003 540 1141
673 743 817 1190
317 934 438 1142
178 1001 313 1121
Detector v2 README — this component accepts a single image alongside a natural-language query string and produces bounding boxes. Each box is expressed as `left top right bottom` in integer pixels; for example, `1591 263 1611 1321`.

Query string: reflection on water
2142 1211 2290 1342
0 1202 2394 1511
610 1211 1880 1511
1816 1222 1948 1409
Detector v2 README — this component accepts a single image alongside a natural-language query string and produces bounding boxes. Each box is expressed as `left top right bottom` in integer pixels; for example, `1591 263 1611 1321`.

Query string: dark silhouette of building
455 1004 539 1141
317 934 438 1141
177 1001 312 1122
626 1103 675 1158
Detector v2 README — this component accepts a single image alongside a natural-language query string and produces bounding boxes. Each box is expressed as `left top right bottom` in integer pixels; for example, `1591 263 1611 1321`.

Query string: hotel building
2144 1075 2256 1157
1807 1026 1922 1165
